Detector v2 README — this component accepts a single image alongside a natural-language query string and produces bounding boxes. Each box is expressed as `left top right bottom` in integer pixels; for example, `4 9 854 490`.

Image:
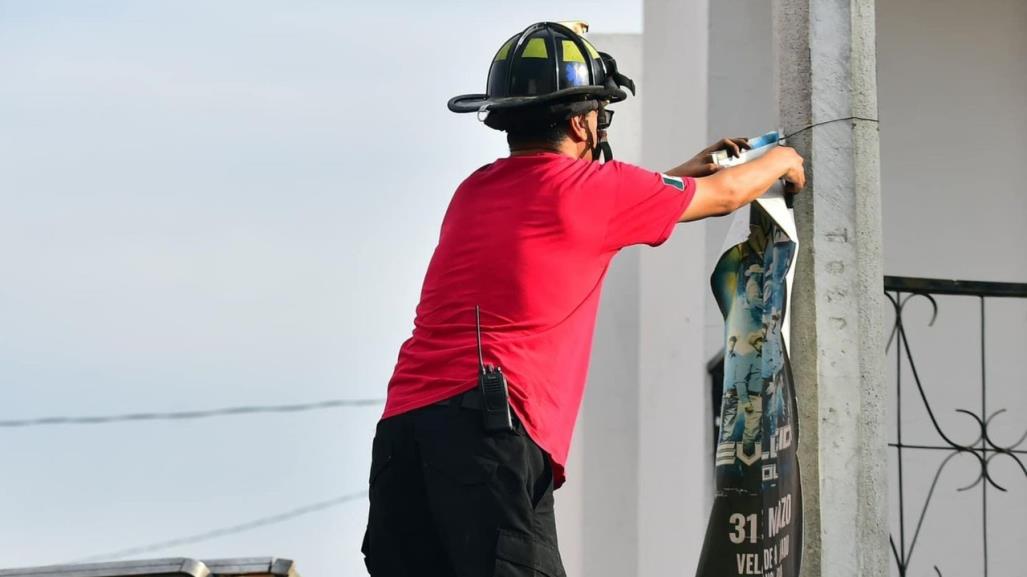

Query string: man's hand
776 146 806 193
667 137 751 178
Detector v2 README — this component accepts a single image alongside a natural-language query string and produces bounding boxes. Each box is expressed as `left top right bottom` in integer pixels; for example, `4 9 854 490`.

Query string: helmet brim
448 86 628 114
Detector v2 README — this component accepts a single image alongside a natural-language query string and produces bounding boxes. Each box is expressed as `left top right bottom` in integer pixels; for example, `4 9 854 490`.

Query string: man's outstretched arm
671 146 806 223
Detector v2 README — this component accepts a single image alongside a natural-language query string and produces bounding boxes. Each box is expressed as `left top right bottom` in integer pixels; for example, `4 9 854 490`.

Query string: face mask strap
597 136 613 162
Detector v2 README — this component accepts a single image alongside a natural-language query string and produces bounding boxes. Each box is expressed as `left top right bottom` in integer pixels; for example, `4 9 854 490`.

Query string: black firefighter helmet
448 22 636 133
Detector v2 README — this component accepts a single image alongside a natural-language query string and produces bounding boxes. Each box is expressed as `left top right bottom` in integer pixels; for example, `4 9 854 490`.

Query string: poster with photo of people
696 187 802 577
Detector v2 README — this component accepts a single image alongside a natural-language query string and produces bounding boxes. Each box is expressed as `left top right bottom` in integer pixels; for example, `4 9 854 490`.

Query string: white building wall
638 1 712 575
876 0 1027 282
876 1 1027 575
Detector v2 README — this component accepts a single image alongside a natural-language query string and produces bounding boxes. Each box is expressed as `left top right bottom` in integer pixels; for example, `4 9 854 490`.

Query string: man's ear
567 114 589 143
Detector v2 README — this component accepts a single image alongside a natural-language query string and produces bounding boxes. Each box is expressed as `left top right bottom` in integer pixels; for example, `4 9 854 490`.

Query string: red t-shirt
383 152 695 487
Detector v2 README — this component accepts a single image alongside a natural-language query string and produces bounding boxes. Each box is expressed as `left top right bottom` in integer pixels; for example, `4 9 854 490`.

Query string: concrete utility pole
773 0 888 575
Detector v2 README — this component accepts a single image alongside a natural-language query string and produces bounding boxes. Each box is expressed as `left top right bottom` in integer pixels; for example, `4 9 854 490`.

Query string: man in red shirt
361 22 805 577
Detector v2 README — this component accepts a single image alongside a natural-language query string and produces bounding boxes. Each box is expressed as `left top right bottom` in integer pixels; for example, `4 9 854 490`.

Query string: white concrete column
640 1 711 576
772 0 888 575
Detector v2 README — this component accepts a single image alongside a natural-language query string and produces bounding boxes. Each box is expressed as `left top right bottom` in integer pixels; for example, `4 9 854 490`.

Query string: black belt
434 388 484 410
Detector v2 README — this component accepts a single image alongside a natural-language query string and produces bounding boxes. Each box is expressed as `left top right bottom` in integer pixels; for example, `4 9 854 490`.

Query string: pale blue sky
0 1 640 576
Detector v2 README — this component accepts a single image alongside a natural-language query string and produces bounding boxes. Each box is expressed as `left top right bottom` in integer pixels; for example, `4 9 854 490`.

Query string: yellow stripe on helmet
562 40 585 63
494 38 515 61
521 37 548 58
582 39 600 59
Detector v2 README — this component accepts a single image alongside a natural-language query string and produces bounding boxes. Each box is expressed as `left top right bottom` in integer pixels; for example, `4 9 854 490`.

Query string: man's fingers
720 137 751 158
731 137 752 150
724 139 741 158
698 136 753 164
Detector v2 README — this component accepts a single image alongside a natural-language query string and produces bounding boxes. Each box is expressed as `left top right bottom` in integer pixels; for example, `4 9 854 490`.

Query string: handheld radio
475 306 514 433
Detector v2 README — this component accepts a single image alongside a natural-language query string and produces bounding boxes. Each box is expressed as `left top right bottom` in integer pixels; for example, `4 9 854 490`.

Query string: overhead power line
73 491 367 563
0 398 384 429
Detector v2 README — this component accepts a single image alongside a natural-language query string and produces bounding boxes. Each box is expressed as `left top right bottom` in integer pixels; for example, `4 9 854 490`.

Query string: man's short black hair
505 117 572 149
484 98 599 150
487 106 591 150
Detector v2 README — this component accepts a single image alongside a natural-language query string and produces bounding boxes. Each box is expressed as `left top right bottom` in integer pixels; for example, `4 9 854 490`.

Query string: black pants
361 391 565 577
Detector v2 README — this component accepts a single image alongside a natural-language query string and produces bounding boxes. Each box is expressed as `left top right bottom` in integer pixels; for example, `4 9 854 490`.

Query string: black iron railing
885 276 1027 577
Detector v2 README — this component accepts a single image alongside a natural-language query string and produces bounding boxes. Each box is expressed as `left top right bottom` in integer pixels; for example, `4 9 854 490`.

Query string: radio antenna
475 305 486 373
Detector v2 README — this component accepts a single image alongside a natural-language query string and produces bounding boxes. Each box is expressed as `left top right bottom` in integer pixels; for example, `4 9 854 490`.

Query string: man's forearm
709 147 794 207
678 146 803 222
664 159 707 179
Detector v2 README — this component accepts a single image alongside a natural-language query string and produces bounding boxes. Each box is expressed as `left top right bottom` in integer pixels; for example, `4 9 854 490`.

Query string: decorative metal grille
885 276 1027 577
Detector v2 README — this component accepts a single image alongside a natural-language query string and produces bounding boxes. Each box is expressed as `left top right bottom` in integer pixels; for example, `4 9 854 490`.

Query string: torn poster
696 182 803 577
